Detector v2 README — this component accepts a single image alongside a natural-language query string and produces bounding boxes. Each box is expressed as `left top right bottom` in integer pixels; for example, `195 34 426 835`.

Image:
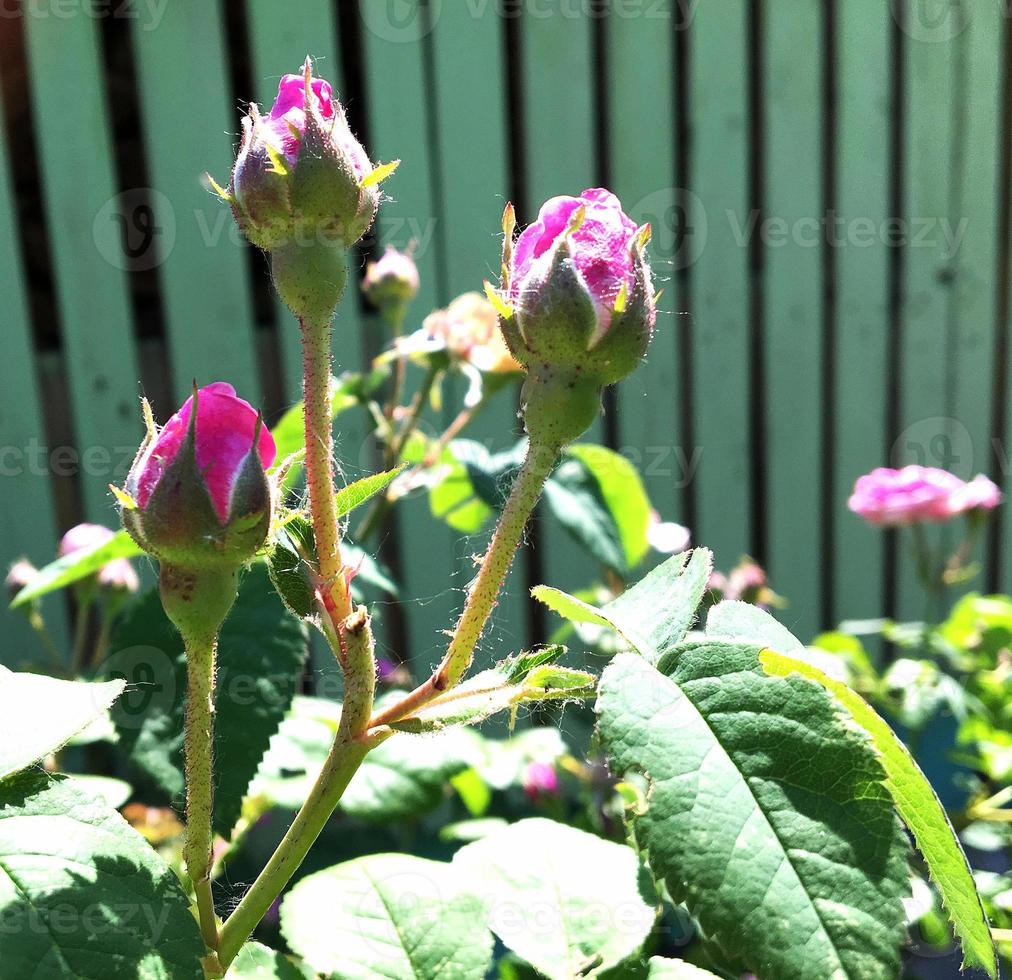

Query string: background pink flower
849 466 1002 527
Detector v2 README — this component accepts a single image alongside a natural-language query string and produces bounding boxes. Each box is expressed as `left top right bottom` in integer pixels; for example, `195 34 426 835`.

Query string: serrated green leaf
225 942 311 979
335 466 406 519
597 645 910 980
0 667 125 779
10 531 142 607
107 563 307 837
280 853 492 979
760 649 997 979
453 817 656 979
533 550 712 663
0 770 204 979
567 443 652 569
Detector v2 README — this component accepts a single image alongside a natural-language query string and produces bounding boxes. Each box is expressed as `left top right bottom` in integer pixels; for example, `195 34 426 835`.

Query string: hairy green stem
300 315 353 622
183 631 220 960
217 607 379 970
368 437 560 729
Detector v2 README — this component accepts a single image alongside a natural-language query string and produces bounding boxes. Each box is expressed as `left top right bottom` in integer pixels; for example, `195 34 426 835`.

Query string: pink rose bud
500 188 655 385
492 190 655 446
226 59 382 252
362 245 420 314
121 382 276 570
523 761 560 803
5 558 38 601
849 466 978 527
57 523 139 594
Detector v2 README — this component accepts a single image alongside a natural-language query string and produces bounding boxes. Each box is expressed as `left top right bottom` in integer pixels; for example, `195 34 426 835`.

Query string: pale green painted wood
23 15 142 521
429 2 528 668
952 2 1002 589
764 0 824 640
360 0 458 670
896 9 958 622
131 1 261 407
833 0 890 624
608 1 683 528
520 5 604 602
244 0 369 415
0 99 68 664
688 1 752 574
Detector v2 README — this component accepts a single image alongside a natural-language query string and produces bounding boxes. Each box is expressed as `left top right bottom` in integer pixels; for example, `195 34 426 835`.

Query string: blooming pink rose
849 466 974 526
123 383 275 569
946 474 1003 516
58 523 139 593
498 188 655 390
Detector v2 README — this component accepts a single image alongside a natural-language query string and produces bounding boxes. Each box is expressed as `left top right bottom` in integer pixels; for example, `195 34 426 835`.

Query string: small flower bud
5 558 38 601
121 383 276 572
523 761 560 803
226 60 383 251
362 246 420 315
492 189 655 446
56 523 140 595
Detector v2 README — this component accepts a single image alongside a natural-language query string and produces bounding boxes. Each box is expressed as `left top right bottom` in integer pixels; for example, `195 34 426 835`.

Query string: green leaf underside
0 668 125 780
646 958 722 979
10 530 142 607
108 563 307 836
225 942 311 979
543 459 626 572
453 818 656 980
760 649 997 979
280 853 493 980
334 466 405 519
598 645 910 980
0 771 203 979
533 550 713 662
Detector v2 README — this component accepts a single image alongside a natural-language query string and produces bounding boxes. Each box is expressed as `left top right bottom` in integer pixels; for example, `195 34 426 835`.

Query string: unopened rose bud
5 558 38 601
227 61 379 251
523 761 560 803
57 523 140 596
362 246 420 316
121 383 275 572
58 522 114 559
492 189 655 446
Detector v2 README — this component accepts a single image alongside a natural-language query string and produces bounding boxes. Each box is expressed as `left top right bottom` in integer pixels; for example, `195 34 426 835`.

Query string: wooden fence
1 0 1010 669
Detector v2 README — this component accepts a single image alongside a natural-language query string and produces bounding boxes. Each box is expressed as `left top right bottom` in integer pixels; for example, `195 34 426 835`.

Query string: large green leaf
225 942 311 979
761 649 997 978
0 770 204 979
0 668 125 780
9 530 142 607
453 817 656 979
533 550 712 662
598 645 910 980
566 443 652 569
645 959 720 979
280 853 493 979
108 562 307 836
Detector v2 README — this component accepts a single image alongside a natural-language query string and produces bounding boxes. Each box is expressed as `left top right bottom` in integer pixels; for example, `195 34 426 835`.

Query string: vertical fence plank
132 2 261 407
688 1 752 572
895 2 958 622
359 0 458 670
608 1 683 527
519 5 603 601
833 0 891 624
763 0 824 640
23 14 142 521
954 2 1002 587
0 103 67 663
244 0 369 414
429 3 527 667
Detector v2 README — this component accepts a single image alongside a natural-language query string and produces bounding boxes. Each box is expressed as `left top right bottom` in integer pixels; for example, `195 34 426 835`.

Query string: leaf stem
217 606 380 971
368 436 560 729
300 315 352 622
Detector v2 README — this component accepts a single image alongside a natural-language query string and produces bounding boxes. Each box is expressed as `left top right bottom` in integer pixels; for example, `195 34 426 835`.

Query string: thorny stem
217 606 380 971
368 437 560 730
300 316 353 623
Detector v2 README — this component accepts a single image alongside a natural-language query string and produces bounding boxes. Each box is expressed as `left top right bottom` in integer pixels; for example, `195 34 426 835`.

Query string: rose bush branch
371 189 656 728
